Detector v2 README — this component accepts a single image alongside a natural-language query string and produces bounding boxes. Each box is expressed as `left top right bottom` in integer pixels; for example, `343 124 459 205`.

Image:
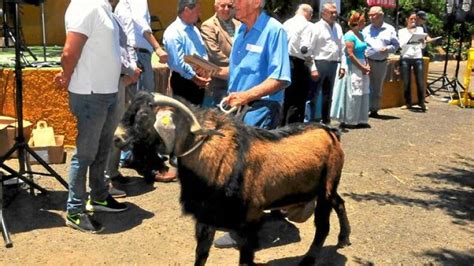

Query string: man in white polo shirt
56 0 128 233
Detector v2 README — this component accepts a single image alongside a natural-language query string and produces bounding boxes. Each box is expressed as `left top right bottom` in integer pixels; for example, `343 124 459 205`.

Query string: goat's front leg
194 222 216 266
238 222 260 266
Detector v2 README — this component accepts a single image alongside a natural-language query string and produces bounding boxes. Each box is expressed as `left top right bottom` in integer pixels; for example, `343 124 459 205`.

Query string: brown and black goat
114 92 351 266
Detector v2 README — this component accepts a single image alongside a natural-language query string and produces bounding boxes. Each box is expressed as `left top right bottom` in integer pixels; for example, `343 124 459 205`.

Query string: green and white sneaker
66 213 104 233
86 195 128 213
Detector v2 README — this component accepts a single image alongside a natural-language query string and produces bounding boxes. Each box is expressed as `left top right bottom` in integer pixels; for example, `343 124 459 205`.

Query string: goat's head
114 92 205 155
114 91 163 150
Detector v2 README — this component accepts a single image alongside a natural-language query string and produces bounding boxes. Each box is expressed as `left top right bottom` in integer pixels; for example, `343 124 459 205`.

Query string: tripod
448 24 468 108
427 27 458 98
0 1 68 248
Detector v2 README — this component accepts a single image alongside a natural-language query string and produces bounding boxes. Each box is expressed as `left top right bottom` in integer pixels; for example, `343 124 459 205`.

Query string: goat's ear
153 109 176 154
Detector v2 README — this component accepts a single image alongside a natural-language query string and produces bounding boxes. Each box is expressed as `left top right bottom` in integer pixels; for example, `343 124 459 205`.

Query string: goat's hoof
299 256 315 266
337 237 351 248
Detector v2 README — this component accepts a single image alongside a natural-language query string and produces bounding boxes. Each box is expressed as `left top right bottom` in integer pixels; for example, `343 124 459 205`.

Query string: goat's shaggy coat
114 92 351 265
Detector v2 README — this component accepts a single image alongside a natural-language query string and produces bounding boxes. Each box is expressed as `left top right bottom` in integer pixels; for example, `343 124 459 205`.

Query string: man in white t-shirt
55 0 128 233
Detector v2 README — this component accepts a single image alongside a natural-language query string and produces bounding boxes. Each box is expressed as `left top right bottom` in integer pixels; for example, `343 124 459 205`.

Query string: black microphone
301 46 308 54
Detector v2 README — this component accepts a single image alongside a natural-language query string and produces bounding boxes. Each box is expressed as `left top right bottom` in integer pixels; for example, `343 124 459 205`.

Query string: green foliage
266 0 473 59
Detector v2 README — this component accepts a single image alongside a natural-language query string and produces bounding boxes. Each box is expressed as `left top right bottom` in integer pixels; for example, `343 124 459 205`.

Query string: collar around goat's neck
175 134 209 158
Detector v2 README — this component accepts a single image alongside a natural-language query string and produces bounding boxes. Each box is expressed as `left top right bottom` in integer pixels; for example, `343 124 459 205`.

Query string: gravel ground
0 61 473 265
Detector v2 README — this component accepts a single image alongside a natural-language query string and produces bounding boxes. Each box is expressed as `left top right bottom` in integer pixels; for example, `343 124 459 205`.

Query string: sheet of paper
409 33 428 43
427 36 442 43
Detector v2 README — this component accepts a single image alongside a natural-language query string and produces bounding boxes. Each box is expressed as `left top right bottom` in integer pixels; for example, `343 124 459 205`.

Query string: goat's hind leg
194 222 216 266
300 196 332 266
333 193 351 248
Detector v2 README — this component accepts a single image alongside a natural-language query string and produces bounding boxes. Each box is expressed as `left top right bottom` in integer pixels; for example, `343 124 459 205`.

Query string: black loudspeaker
462 0 474 22
447 0 474 22
6 0 44 5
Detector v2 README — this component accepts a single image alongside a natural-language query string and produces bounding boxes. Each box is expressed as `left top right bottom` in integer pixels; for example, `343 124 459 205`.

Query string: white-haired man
362 6 399 118
211 0 292 248
281 3 313 125
200 0 240 107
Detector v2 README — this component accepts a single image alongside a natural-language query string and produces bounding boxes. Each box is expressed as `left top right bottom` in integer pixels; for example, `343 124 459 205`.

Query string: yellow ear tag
161 115 171 126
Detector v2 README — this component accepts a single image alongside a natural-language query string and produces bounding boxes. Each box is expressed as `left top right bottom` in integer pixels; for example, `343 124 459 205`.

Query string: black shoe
356 123 371 129
86 195 128 213
341 123 358 129
369 111 380 118
110 173 130 184
66 213 104 233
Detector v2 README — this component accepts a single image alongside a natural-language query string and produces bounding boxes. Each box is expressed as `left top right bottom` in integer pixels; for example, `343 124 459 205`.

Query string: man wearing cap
416 10 434 57
362 6 399 118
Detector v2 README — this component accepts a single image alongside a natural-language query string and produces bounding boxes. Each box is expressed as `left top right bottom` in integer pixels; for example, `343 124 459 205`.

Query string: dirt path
1 90 473 265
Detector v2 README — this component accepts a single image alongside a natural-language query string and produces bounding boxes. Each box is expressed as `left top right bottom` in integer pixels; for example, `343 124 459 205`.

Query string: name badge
246 44 263 53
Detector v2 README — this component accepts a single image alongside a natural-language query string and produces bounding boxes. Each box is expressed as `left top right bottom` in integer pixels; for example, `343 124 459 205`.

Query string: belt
134 47 151 54
315 60 340 63
368 58 387 62
289 56 306 63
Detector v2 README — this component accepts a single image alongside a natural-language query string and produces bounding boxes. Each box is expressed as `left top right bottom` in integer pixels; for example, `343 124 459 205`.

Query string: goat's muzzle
113 125 131 149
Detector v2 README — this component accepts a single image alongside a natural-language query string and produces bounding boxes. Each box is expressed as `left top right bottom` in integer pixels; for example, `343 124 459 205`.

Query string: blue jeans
400 58 425 108
137 51 154 93
242 100 282 129
67 92 118 214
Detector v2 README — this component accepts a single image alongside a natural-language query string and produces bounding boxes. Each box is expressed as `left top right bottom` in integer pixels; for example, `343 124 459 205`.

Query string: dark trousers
400 58 425 108
282 56 311 126
307 60 338 124
170 71 204 105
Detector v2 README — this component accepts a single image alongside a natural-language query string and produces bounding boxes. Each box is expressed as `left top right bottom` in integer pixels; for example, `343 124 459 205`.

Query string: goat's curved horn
152 93 202 133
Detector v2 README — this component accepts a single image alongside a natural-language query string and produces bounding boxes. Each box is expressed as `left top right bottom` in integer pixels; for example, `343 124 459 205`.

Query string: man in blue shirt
362 6 399 118
163 0 210 105
218 0 291 129
211 0 291 248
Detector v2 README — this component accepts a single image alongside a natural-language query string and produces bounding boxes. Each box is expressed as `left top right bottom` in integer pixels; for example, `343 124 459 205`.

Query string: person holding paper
416 11 433 42
362 6 399 118
398 12 427 112
200 0 240 108
163 0 210 105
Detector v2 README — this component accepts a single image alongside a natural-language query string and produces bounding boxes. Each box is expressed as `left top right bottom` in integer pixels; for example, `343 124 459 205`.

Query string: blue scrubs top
228 12 291 105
